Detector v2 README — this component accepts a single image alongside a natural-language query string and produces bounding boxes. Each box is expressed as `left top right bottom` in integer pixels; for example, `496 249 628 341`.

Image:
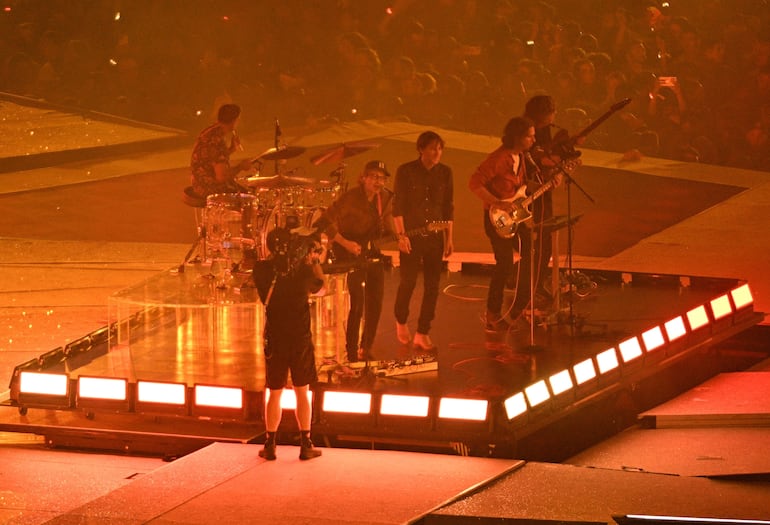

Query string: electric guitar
331 221 451 263
488 159 580 239
372 220 451 250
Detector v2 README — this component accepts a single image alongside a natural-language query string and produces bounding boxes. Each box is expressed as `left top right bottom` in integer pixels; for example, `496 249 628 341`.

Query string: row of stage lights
12 283 757 433
16 371 489 424
504 282 756 421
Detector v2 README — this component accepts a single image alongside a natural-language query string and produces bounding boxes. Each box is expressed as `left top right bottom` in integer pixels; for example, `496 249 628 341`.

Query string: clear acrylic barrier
108 262 349 390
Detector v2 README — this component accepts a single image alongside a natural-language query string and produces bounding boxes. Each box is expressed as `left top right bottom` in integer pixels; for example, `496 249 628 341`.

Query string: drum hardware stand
178 220 207 273
273 117 282 175
329 164 348 193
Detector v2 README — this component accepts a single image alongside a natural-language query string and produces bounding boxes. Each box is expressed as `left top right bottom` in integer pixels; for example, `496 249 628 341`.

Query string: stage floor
72 261 742 400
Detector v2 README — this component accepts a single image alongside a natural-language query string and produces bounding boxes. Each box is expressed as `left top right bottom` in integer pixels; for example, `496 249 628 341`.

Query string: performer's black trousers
394 234 444 335
346 260 385 359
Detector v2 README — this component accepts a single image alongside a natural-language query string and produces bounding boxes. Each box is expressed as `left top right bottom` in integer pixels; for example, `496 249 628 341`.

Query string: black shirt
392 158 454 231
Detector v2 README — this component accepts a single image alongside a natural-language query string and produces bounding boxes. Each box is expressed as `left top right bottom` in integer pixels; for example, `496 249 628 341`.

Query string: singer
190 103 253 199
468 116 540 332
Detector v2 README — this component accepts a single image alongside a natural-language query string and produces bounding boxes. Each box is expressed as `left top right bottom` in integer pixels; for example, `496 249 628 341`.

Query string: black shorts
264 332 318 390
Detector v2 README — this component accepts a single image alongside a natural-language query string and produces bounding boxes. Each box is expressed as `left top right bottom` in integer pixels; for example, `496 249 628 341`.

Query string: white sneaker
413 332 435 351
396 322 411 344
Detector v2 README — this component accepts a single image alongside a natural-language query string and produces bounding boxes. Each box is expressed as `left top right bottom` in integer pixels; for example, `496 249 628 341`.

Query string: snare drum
204 193 257 261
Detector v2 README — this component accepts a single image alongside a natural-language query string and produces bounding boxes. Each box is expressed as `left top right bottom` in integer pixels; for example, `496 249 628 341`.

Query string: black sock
300 430 312 446
264 432 275 446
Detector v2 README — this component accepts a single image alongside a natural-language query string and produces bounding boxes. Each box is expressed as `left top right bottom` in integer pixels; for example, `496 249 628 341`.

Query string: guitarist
393 131 454 352
315 160 395 363
523 95 567 310
469 116 540 331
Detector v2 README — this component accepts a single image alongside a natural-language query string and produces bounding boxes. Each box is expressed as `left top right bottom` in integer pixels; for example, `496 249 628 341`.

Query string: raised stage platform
2 258 765 461
3 96 770 523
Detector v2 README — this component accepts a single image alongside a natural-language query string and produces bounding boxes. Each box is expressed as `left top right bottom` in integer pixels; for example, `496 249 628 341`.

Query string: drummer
190 103 254 199
314 160 395 363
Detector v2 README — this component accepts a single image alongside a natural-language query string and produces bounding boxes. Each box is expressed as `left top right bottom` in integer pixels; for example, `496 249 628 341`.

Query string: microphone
232 130 243 151
524 151 541 174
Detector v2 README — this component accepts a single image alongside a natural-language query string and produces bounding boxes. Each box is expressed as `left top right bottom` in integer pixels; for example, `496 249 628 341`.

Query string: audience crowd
2 0 770 170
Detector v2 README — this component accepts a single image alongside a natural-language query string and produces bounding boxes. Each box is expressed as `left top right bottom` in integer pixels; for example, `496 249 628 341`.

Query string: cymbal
310 141 381 166
253 145 306 161
242 174 315 189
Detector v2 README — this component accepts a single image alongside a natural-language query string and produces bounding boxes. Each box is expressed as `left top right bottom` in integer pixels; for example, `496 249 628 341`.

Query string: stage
2 95 770 523
2 255 764 460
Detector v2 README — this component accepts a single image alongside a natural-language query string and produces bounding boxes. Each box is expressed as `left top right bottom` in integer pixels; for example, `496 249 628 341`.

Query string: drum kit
200 140 381 267
180 138 381 364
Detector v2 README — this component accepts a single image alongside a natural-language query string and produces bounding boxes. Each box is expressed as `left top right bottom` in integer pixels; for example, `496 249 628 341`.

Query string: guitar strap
372 192 384 250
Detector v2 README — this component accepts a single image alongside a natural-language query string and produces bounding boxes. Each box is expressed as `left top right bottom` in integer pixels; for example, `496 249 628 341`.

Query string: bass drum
204 193 257 261
255 205 326 258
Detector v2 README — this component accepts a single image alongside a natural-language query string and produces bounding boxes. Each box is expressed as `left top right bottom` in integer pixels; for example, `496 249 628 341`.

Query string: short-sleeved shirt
252 260 324 388
253 260 323 342
190 123 236 198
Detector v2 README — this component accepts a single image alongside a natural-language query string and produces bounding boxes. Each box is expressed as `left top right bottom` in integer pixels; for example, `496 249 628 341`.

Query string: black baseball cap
364 160 390 177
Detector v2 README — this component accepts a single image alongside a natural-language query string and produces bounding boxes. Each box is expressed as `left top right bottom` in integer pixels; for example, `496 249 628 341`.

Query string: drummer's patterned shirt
190 123 239 198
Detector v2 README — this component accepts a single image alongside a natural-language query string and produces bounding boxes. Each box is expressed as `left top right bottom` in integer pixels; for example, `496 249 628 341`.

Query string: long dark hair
501 116 534 148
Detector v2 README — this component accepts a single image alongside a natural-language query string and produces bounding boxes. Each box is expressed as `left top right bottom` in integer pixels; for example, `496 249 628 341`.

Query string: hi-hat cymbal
253 145 306 162
310 141 381 165
242 174 315 189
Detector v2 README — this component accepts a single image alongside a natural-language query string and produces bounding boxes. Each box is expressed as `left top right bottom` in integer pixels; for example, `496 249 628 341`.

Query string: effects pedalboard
320 354 438 381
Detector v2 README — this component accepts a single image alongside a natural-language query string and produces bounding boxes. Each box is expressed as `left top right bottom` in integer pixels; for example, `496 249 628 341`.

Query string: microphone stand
354 255 406 386
542 98 631 336
560 161 592 337
273 117 281 175
523 218 544 352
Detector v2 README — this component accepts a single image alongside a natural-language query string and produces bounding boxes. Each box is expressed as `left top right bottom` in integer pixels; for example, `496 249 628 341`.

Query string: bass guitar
488 159 580 239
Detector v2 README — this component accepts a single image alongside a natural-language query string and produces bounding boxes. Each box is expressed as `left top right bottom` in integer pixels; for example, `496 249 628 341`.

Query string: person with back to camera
314 160 395 363
392 131 454 352
469 116 541 332
251 228 326 461
190 103 253 199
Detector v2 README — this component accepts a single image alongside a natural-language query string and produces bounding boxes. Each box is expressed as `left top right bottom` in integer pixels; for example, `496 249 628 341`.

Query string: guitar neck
574 98 632 141
522 179 557 207
375 222 448 245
